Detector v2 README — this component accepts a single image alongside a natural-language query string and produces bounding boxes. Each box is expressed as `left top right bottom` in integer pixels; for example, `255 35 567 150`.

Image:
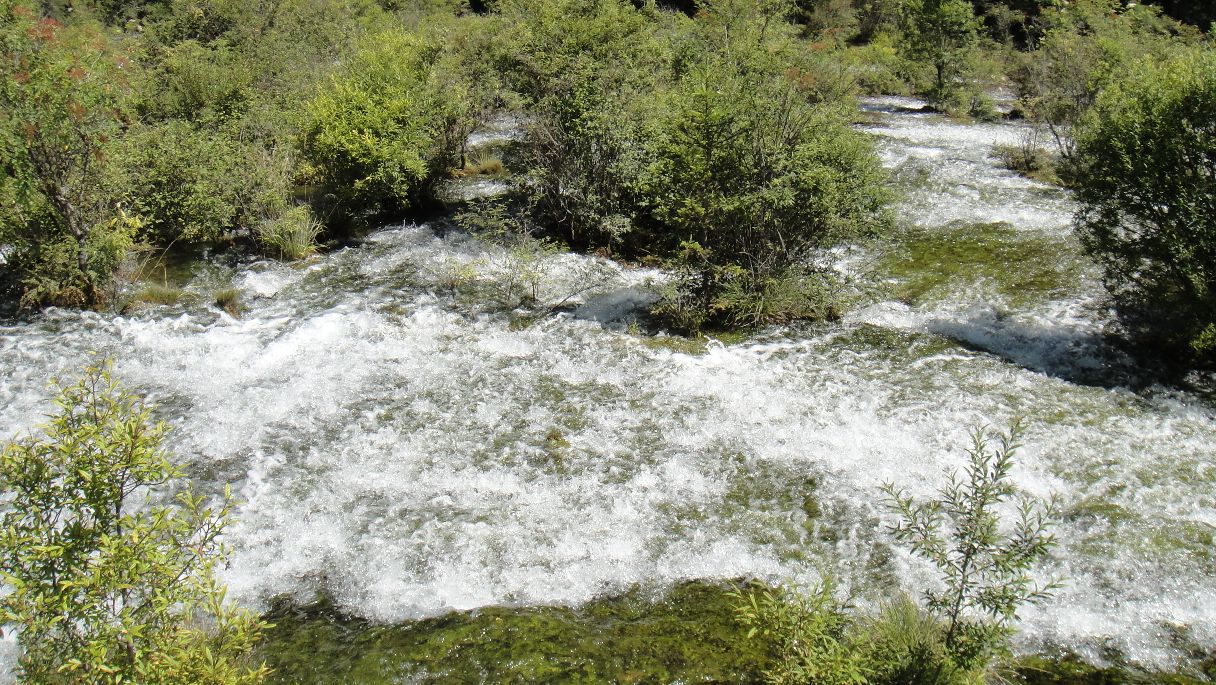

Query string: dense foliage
1 0 1213 676
1071 47 1216 364
0 3 137 307
1 0 1211 340
0 362 267 683
493 0 888 329
300 27 470 216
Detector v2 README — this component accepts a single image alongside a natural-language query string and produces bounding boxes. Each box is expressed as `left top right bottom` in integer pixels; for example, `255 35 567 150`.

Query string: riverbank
258 580 1215 684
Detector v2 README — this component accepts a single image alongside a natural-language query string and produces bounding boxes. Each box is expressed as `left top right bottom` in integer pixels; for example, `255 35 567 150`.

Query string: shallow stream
1 98 1213 678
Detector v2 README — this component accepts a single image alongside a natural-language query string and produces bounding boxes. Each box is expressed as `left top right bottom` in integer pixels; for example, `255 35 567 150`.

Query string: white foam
0 105 1212 676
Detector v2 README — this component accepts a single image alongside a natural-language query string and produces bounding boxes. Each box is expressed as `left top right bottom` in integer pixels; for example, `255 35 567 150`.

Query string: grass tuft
214 288 242 316
135 284 182 306
450 155 506 178
257 207 321 261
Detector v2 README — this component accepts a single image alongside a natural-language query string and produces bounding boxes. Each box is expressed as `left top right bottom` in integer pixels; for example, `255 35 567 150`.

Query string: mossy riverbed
259 580 1212 685
259 580 771 684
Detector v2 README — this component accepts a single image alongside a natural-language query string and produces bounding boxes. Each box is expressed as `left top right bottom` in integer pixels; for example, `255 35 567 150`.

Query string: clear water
1 98 1213 675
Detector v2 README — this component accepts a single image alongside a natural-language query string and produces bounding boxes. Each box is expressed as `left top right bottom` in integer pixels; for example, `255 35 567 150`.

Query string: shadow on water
928 307 1216 405
924 306 1153 391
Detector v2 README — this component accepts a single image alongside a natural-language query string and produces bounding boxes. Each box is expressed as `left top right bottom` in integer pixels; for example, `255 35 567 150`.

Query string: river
0 97 1213 676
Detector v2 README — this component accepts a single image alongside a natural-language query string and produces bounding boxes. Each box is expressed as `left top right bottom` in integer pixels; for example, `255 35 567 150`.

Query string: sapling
883 422 1060 667
0 362 268 684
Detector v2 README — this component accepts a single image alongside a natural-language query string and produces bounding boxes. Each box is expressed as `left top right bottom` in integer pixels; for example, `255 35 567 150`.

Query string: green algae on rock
259 580 774 684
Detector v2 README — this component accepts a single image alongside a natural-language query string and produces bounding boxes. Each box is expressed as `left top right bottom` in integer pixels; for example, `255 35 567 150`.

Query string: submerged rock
572 286 662 324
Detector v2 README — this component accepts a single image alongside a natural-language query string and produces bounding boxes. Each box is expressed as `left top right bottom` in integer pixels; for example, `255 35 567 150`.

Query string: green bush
738 424 1058 685
862 596 979 685
0 5 138 307
454 199 565 310
841 32 911 96
496 0 887 329
638 57 887 329
1071 47 1216 363
300 26 471 215
214 287 243 315
136 282 184 305
0 361 268 684
992 128 1057 184
139 39 255 123
114 121 246 243
495 0 667 247
1012 0 1197 156
733 578 868 685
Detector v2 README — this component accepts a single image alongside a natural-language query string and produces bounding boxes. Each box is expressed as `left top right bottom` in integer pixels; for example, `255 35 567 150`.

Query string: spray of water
0 98 1213 676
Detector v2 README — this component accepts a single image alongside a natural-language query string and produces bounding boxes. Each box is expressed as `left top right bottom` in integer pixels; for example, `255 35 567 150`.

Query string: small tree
900 0 981 109
882 423 1059 668
0 362 268 684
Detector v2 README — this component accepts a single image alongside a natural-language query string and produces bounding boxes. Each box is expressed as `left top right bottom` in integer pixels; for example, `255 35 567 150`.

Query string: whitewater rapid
1 97 1213 674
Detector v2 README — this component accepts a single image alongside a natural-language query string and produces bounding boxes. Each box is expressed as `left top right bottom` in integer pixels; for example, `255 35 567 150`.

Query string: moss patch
260 580 774 684
639 330 754 356
1014 655 1212 685
259 583 1216 685
876 223 1083 308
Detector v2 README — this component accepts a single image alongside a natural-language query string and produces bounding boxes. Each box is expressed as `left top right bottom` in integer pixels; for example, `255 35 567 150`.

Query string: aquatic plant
214 287 243 316
137 283 184 305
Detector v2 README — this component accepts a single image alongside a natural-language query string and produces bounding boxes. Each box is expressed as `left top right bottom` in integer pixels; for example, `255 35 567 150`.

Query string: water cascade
1 98 1213 676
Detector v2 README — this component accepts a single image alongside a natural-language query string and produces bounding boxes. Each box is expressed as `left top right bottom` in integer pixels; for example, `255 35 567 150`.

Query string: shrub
1070 47 1216 363
450 155 505 178
455 199 563 309
883 423 1059 670
300 26 473 216
0 361 268 684
497 0 887 330
139 39 255 123
496 0 667 248
256 206 321 260
0 4 138 307
841 32 911 96
6 210 142 310
797 0 860 45
862 596 978 685
733 578 868 685
1012 0 1196 156
992 128 1057 184
113 121 246 244
638 59 887 329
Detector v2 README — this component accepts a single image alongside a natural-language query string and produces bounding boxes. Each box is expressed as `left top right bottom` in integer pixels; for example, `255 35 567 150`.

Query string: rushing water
1 98 1214 676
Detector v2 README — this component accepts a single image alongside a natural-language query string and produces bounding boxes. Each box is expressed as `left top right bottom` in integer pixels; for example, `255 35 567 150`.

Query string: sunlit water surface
1 97 1213 675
